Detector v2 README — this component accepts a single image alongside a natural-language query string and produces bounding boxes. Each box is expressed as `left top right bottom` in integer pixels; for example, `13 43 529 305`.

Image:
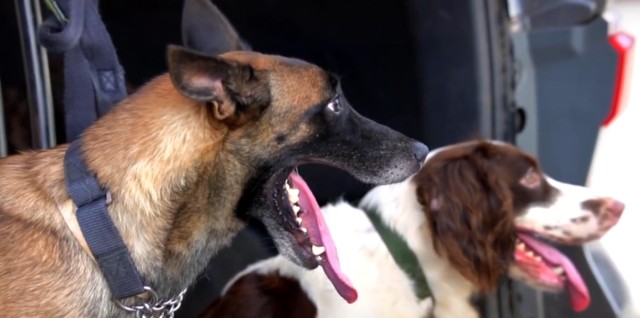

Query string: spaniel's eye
520 168 541 188
327 97 342 113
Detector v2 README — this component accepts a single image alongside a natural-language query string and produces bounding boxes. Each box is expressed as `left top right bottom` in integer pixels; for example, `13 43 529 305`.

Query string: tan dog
0 33 428 318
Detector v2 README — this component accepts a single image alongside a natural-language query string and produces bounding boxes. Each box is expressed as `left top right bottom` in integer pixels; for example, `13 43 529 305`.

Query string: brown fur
0 70 240 317
0 54 303 313
414 141 521 291
201 273 317 318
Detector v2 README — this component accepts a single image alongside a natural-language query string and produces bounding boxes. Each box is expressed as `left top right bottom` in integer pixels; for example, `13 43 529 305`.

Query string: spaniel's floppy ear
415 142 516 291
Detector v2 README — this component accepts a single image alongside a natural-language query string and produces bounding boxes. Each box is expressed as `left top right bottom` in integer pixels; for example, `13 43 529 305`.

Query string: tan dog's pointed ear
181 0 252 55
167 45 270 124
167 45 230 102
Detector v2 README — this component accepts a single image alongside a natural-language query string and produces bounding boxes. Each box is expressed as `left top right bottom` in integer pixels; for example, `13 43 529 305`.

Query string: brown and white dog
204 140 624 318
0 4 429 316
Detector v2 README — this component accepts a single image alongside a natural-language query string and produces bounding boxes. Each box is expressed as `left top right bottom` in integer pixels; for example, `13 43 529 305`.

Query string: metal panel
0 78 7 157
512 16 620 318
14 0 56 149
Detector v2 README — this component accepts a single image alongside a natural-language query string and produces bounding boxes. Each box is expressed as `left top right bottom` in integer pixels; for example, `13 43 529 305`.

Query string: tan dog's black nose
412 142 429 164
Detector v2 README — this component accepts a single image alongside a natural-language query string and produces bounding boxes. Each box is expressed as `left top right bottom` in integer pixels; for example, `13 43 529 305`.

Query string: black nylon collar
64 140 146 299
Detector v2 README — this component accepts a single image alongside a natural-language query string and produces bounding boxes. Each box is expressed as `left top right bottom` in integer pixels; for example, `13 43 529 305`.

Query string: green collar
363 205 431 300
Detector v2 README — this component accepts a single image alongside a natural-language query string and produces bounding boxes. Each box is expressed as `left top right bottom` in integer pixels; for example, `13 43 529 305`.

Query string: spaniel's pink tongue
289 172 358 303
517 234 590 312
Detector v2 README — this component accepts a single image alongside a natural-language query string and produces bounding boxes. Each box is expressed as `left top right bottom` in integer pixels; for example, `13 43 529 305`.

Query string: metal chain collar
116 286 188 318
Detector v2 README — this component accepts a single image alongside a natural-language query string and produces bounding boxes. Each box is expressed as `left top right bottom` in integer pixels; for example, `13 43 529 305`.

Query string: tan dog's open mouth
279 171 358 303
513 232 589 312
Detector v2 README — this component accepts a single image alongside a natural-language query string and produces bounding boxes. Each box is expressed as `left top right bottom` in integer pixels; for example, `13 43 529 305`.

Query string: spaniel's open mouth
273 170 358 303
514 233 589 312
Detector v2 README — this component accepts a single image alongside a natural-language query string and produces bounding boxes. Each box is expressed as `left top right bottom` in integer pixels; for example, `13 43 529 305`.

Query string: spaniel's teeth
300 227 307 234
315 255 323 262
296 217 303 225
292 205 301 213
553 267 564 275
312 245 326 256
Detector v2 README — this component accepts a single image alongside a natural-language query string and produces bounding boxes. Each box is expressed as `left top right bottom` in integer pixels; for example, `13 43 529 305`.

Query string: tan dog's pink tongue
290 172 358 303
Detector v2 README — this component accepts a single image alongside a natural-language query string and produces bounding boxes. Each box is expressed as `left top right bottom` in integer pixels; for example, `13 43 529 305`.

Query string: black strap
38 0 127 142
38 0 142 300
362 205 431 300
64 140 145 299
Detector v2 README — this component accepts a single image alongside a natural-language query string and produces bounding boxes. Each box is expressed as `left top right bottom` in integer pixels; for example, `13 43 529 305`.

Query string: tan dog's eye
520 168 541 188
327 97 342 113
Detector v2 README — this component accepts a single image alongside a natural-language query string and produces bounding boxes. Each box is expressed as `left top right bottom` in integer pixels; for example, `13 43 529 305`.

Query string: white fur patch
517 176 609 241
223 200 431 318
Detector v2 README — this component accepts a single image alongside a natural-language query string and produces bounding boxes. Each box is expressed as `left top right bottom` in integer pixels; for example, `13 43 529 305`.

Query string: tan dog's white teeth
525 251 534 258
516 242 525 250
553 267 564 275
288 188 299 204
312 245 325 256
296 217 303 225
533 256 542 262
300 227 307 234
